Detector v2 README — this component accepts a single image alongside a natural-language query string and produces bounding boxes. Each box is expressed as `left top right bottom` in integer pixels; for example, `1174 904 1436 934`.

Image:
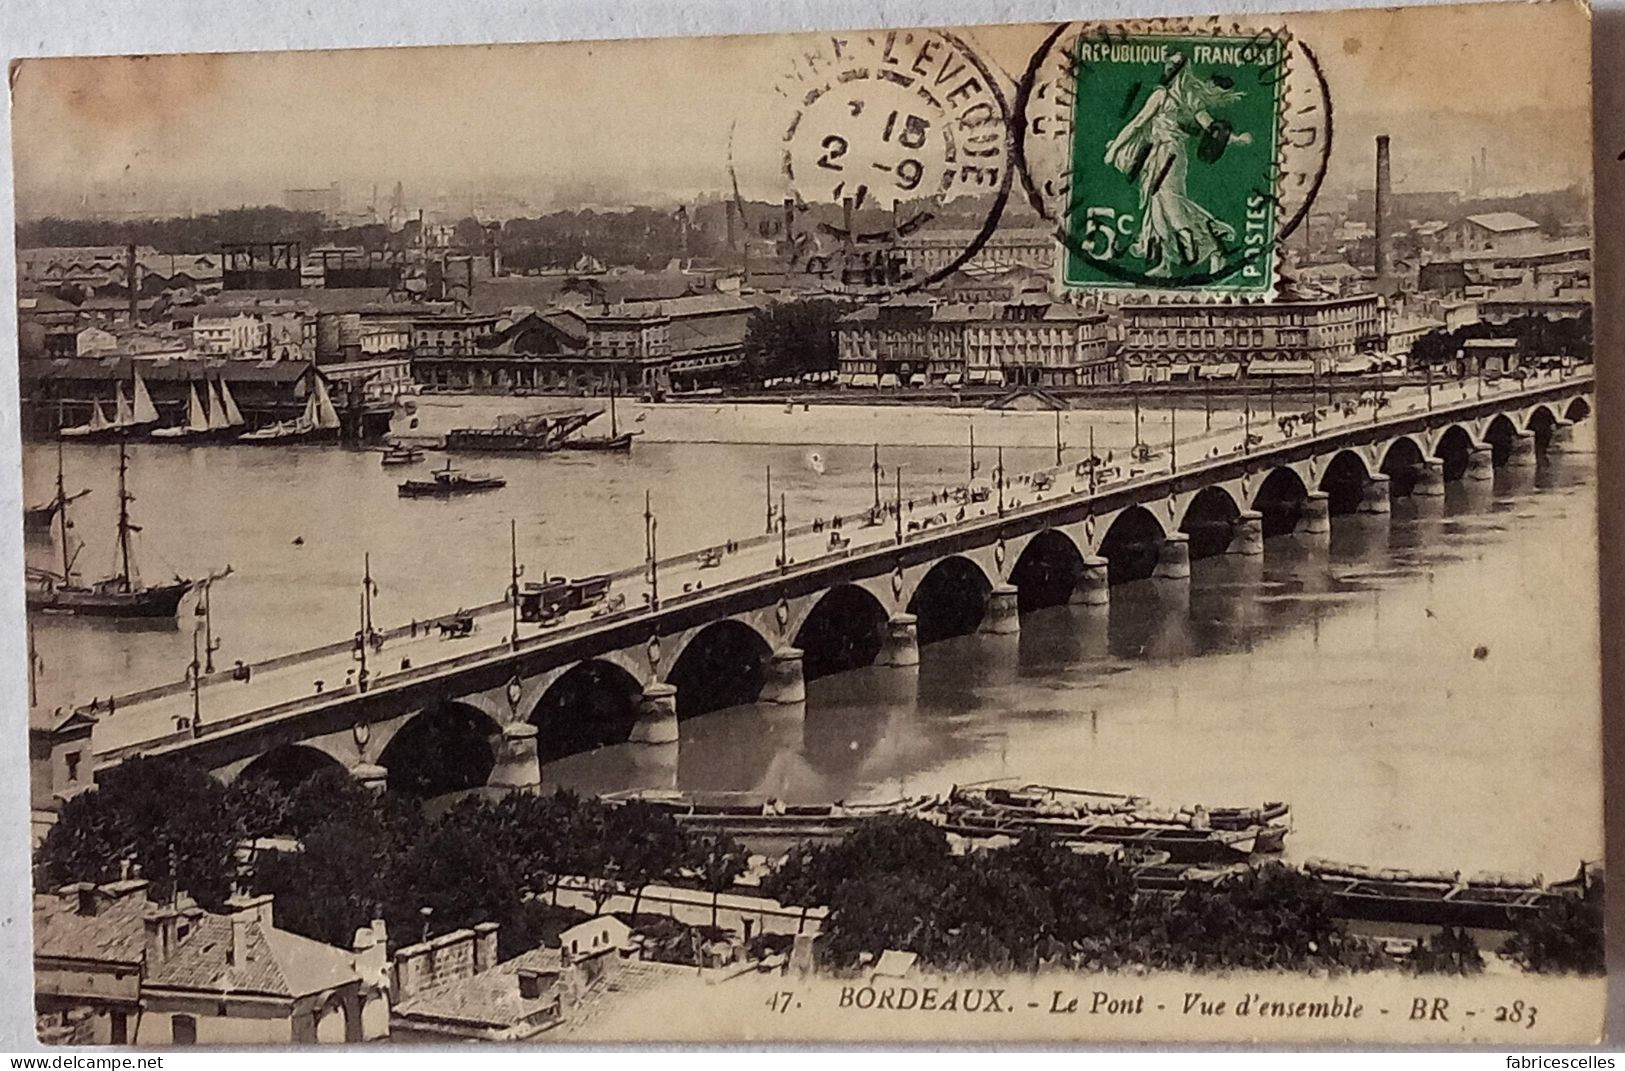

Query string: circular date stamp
741 29 1015 296
1015 19 1333 295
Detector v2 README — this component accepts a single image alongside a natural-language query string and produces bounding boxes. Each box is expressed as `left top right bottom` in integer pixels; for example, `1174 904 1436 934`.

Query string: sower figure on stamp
1104 53 1252 278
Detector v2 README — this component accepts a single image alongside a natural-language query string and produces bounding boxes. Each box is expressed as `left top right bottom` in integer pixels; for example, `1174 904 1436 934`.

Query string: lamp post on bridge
644 490 659 611
1054 409 1064 466
354 553 377 694
1243 382 1252 456
1309 362 1320 438
197 576 221 674
187 627 202 739
894 465 904 545
509 519 522 651
779 493 788 574
1170 404 1177 472
872 443 882 515
1088 425 1097 495
968 423 977 484
996 447 1005 517
765 464 773 534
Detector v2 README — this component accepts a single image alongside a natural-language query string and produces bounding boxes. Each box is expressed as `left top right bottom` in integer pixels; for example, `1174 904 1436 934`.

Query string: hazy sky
9 1 1592 217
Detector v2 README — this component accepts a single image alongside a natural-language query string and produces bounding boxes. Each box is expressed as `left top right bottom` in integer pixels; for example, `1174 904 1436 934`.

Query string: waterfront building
74 326 118 358
894 226 1058 276
1118 292 1386 380
34 883 388 1046
192 313 270 357
836 298 1113 388
319 355 417 406
17 357 382 439
411 293 752 394
1478 281 1592 324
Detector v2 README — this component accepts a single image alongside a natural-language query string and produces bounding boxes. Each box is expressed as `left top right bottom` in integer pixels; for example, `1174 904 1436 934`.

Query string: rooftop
840 299 1104 325
392 943 565 1034
1462 211 1541 233
21 356 320 384
144 909 359 999
33 884 153 966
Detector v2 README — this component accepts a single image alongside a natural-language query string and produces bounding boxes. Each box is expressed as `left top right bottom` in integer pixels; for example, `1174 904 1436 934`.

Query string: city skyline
10 4 1591 221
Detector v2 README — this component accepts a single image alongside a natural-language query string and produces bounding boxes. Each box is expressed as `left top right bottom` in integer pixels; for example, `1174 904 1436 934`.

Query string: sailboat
238 374 343 444
563 377 638 452
150 381 211 440
59 366 161 441
26 441 196 618
130 366 160 433
218 378 245 429
58 399 114 440
24 441 90 534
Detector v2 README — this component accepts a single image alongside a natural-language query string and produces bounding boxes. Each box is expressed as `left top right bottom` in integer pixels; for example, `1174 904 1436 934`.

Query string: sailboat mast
56 440 71 580
115 442 133 591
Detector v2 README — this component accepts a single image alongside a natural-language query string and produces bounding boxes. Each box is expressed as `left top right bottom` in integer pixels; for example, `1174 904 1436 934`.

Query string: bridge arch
236 743 348 791
1434 425 1474 481
907 554 994 644
1009 528 1087 613
1483 413 1519 466
1525 404 1558 450
1251 466 1309 537
1097 505 1167 585
378 701 501 799
1565 397 1591 422
793 583 890 680
1320 450 1372 516
528 658 644 762
1379 436 1427 497
1178 485 1243 560
665 618 773 719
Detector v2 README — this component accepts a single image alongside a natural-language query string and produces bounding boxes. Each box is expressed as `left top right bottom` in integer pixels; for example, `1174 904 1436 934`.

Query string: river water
23 402 1600 877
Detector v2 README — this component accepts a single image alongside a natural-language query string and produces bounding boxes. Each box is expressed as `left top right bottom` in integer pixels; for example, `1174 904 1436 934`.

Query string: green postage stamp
1060 33 1288 293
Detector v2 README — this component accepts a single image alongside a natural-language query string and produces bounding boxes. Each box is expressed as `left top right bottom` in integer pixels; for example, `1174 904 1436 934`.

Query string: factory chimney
1373 135 1391 282
126 243 139 324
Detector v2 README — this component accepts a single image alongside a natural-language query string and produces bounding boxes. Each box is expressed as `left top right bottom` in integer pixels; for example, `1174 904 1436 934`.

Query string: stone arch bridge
69 381 1590 801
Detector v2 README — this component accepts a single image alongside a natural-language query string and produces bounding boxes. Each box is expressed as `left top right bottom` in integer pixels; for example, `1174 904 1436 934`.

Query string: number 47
766 991 796 1015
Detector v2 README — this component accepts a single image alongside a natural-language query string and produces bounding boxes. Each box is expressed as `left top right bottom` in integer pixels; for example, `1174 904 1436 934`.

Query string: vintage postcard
12 0 1602 1047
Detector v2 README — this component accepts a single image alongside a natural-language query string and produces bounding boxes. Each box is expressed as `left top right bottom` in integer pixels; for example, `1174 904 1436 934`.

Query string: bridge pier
877 613 920 667
1069 555 1110 606
1299 491 1331 539
630 682 680 746
1152 532 1191 580
1413 458 1446 497
1358 474 1391 515
1467 445 1496 481
760 646 806 705
1548 418 1576 451
349 761 388 794
979 584 1021 635
1227 510 1264 556
488 723 542 792
1506 430 1538 468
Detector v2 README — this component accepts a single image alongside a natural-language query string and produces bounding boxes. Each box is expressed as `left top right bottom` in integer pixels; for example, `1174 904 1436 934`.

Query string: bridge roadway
59 370 1592 790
